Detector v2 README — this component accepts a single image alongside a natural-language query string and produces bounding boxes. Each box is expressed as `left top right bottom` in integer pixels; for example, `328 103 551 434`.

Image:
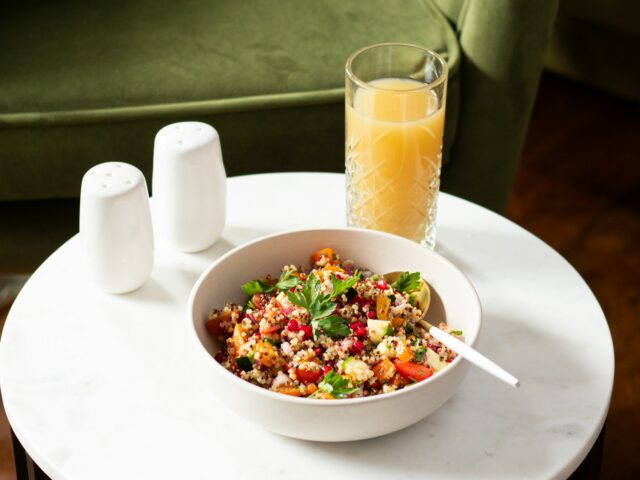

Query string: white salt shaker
152 122 227 252
79 162 154 294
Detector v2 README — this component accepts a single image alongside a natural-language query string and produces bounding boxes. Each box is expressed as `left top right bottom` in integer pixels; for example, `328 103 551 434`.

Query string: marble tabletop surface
0 173 614 479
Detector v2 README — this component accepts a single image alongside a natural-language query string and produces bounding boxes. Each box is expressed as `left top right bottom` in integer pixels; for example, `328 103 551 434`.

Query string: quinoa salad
205 248 463 399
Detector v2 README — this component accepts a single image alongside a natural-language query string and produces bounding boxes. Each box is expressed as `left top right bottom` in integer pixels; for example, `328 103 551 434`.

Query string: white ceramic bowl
187 228 481 441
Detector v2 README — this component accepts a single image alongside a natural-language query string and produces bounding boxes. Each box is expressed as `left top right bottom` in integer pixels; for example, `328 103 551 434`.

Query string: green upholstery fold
442 0 559 212
545 3 640 102
0 0 559 272
0 0 459 202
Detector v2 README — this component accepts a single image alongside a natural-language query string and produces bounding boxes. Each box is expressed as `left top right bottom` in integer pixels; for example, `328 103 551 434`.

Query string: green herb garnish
287 274 335 320
414 347 427 362
312 315 352 339
287 272 360 339
449 330 463 336
275 269 302 290
384 325 395 336
392 272 422 294
317 370 359 399
241 269 301 296
330 272 360 299
241 279 270 296
235 356 252 371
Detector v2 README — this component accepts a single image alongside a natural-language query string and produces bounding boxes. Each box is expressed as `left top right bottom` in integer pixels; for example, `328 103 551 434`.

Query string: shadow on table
167 226 277 289
123 278 173 304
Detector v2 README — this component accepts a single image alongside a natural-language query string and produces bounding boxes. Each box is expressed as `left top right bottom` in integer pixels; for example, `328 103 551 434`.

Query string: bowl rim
186 227 482 406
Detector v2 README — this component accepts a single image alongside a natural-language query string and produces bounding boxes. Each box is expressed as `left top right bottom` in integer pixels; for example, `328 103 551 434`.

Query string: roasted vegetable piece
372 358 396 383
376 295 391 320
232 324 248 353
276 386 302 396
252 293 266 309
205 311 231 336
255 340 277 367
397 347 413 362
390 317 404 328
205 318 224 336
310 247 335 265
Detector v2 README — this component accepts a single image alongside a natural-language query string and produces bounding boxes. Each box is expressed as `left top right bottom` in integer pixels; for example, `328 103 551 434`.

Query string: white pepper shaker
79 162 154 294
152 122 227 252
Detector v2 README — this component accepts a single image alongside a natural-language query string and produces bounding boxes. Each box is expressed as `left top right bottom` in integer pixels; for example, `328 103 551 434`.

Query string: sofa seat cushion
0 0 459 201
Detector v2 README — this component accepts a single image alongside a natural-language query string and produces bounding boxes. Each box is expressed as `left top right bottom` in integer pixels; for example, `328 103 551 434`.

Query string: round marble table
0 173 614 479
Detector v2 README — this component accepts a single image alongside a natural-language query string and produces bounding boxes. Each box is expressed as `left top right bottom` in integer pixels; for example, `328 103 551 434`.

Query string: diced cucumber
367 319 391 344
235 356 253 371
426 348 448 373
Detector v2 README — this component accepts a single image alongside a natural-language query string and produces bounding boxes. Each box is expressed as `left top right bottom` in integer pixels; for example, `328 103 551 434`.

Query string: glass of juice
345 43 447 249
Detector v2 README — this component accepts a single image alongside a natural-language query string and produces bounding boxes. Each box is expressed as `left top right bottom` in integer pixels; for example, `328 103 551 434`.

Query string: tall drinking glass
345 43 447 249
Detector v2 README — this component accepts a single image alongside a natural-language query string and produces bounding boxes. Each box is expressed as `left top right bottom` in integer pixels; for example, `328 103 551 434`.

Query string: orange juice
346 77 445 244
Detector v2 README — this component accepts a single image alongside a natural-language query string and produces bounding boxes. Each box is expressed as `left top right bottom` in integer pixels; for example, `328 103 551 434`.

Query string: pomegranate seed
352 340 364 353
371 380 381 389
322 365 332 375
214 351 225 363
349 321 363 330
300 324 313 340
287 319 299 332
355 326 367 337
313 347 323 357
367 310 376 319
375 280 388 290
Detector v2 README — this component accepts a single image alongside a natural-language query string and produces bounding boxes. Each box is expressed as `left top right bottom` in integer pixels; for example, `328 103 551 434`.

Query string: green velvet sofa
546 0 640 101
0 0 559 273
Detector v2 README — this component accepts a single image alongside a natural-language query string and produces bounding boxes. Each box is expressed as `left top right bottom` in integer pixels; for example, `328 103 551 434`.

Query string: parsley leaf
287 274 333 312
275 269 301 290
329 272 361 299
414 347 427 362
287 273 355 340
241 269 301 296
241 279 272 296
312 315 351 339
449 330 463 336
317 370 359 399
392 272 422 294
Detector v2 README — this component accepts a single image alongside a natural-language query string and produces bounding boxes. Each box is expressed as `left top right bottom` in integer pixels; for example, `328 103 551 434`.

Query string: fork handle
428 326 520 388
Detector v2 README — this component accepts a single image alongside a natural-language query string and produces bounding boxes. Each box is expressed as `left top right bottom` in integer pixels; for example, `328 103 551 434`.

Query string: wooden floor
0 73 638 478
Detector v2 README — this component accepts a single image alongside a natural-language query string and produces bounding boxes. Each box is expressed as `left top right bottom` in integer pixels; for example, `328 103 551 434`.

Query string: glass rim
345 42 448 93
